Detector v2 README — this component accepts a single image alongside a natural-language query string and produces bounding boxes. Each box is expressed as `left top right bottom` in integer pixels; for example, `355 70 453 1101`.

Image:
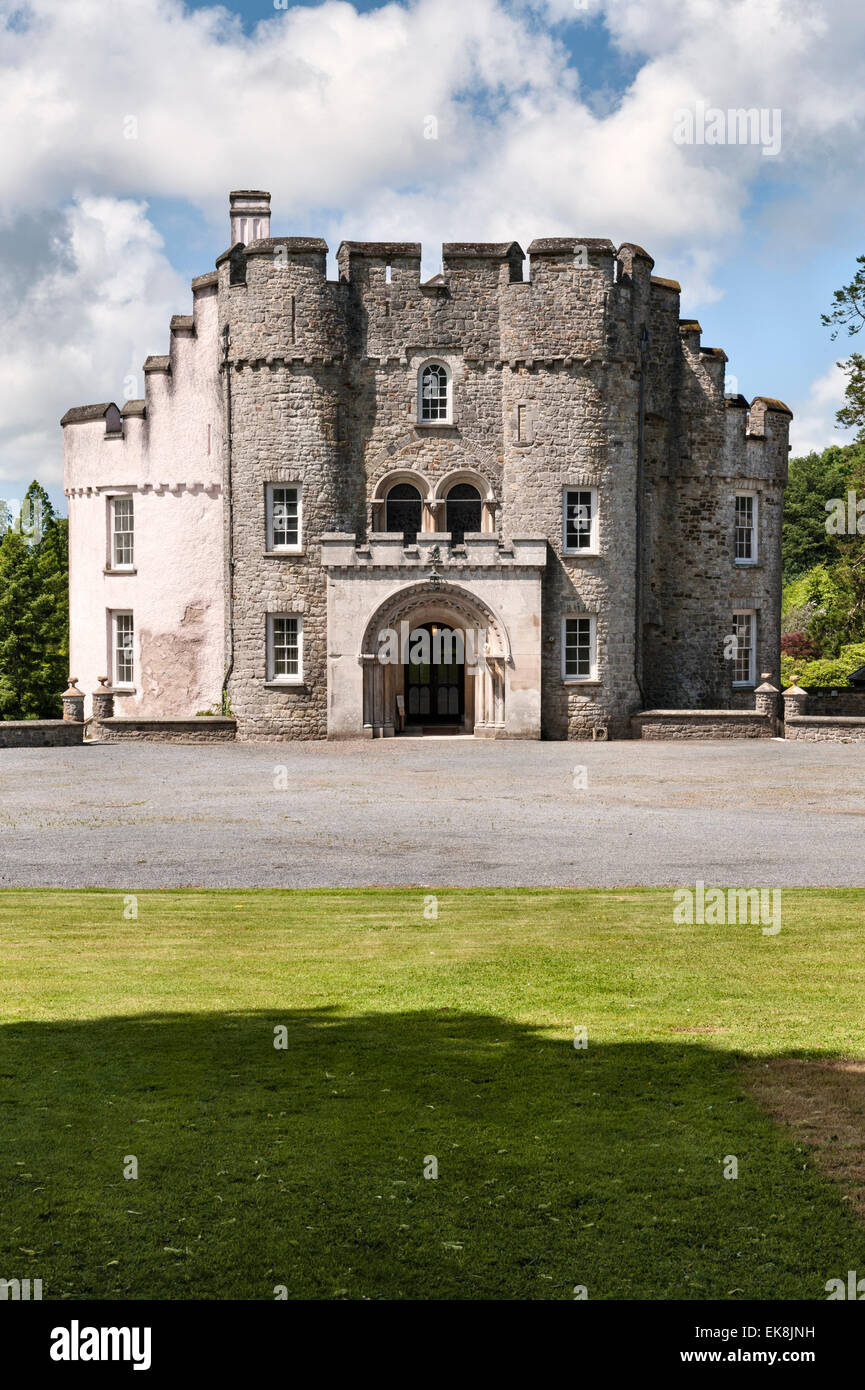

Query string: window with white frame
112 611 134 687
267 614 302 682
734 492 757 564
110 495 134 569
266 485 301 551
418 363 451 423
562 615 596 680
732 610 756 686
563 489 598 553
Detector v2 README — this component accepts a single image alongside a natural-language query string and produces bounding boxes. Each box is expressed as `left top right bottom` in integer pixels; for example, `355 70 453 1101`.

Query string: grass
1 887 865 1301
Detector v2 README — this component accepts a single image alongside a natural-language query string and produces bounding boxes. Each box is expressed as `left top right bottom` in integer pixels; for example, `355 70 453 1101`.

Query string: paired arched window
419 363 450 423
445 483 482 544
386 483 422 544
377 472 488 544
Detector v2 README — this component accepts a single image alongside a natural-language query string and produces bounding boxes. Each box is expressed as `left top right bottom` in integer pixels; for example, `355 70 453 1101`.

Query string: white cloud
788 360 857 458
2 0 863 253
0 196 186 489
1 0 865 493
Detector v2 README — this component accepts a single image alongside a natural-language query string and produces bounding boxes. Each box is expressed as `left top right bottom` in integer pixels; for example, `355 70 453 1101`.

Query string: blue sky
1 0 863 511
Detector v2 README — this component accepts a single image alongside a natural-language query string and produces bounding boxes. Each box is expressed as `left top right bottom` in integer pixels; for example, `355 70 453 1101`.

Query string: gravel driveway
0 738 862 888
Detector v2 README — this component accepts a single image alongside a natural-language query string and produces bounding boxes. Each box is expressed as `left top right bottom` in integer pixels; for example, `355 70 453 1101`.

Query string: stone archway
358 581 510 737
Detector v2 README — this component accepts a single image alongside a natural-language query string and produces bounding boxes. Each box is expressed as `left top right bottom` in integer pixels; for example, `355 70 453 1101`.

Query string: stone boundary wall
89 718 237 744
797 689 865 717
631 710 772 739
784 715 865 742
0 720 85 748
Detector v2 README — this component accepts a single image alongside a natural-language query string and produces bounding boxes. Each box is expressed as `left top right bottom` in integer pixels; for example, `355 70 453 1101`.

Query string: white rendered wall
63 282 225 717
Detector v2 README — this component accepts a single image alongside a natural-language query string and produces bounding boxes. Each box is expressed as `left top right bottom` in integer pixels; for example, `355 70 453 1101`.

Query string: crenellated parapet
60 185 792 739
723 393 792 486
216 236 347 363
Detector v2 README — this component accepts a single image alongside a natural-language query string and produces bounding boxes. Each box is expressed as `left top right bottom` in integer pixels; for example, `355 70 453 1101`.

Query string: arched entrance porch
358 582 510 737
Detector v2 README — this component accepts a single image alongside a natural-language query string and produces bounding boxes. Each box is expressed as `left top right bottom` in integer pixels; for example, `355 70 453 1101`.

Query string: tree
0 481 68 719
31 490 68 715
823 254 865 439
780 632 819 662
802 539 865 657
0 530 52 717
781 442 861 579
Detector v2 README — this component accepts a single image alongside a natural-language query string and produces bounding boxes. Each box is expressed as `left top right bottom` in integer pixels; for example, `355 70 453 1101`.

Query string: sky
1 0 864 512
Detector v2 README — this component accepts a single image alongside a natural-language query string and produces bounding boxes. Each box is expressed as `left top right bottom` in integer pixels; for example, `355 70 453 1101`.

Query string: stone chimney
229 190 271 246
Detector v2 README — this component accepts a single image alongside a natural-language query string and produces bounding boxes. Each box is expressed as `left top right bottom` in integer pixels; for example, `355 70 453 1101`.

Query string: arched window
419 363 450 423
445 483 482 544
386 483 422 544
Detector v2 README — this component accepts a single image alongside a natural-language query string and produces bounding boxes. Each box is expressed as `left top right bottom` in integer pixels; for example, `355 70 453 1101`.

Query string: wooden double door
405 623 465 725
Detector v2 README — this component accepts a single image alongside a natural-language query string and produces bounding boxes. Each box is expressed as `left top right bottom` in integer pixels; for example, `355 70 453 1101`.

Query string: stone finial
91 677 115 721
754 674 780 733
61 678 85 722
783 679 808 721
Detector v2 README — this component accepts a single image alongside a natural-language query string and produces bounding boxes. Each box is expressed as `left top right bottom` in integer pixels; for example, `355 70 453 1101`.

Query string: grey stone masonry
754 674 780 736
784 716 865 742
0 720 85 748
62 189 791 741
783 682 808 724
90 718 237 743
632 710 772 739
214 208 789 740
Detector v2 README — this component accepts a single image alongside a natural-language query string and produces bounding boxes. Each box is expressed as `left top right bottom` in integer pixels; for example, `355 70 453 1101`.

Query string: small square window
267 615 303 683
111 610 134 687
109 496 134 569
563 489 597 553
563 615 595 680
735 493 757 564
267 485 301 551
732 610 756 686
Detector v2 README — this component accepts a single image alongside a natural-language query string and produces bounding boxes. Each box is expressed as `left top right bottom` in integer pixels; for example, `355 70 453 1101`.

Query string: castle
62 189 791 740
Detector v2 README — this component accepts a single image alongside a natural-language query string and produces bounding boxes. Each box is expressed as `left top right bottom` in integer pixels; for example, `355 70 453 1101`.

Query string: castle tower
61 187 791 738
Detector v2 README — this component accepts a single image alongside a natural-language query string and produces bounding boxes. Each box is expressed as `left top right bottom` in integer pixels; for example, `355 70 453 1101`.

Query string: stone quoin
61 189 791 740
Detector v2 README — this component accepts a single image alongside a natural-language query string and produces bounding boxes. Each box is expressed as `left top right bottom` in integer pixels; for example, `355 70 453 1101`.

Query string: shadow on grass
1 1007 863 1301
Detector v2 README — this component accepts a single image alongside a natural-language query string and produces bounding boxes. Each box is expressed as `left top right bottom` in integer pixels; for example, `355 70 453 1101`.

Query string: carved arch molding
358 581 510 736
359 582 510 662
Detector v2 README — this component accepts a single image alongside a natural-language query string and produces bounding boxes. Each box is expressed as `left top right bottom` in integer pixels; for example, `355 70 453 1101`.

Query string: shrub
780 632 819 662
786 641 865 687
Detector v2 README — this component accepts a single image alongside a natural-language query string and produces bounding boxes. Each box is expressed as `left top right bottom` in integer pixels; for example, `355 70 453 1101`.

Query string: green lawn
1 888 864 1301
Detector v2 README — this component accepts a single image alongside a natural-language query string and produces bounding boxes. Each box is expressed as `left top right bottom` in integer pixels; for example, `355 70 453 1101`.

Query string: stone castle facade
62 189 791 740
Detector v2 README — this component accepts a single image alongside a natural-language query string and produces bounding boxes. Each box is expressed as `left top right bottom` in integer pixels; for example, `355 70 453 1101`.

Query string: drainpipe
633 324 649 705
220 321 234 715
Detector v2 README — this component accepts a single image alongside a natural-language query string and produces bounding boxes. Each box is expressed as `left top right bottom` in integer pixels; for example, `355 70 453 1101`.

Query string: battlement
60 188 791 490
719 391 792 485
216 197 673 364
